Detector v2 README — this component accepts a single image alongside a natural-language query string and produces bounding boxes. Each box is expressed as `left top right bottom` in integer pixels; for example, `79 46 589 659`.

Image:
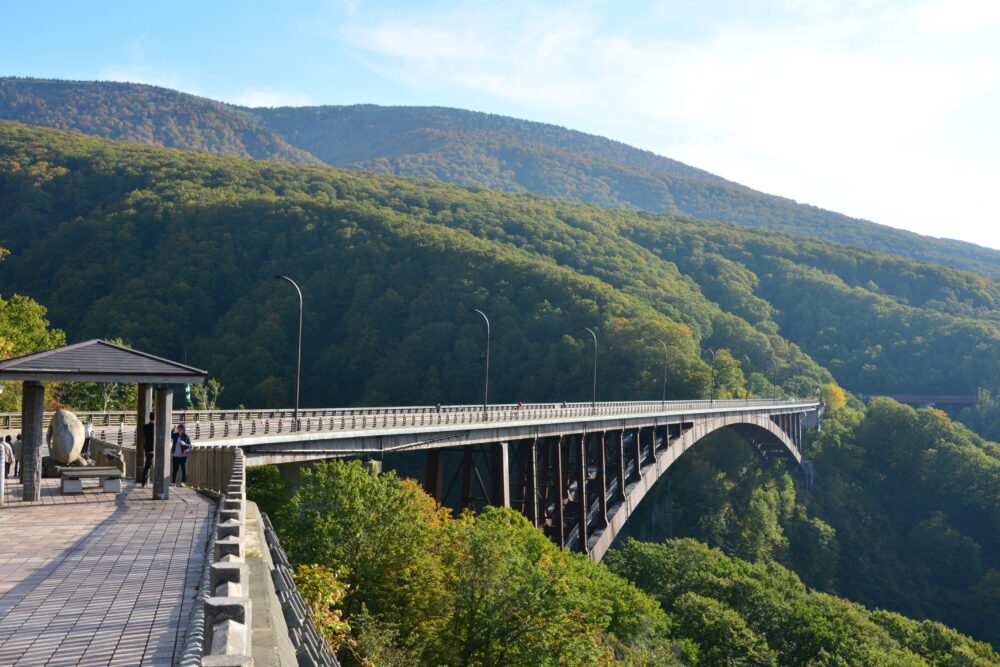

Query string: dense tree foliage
0 121 836 408
6 121 1000 404
0 77 323 165
606 539 999 666
267 459 681 666
0 288 66 410
252 458 999 665
4 77 1000 278
624 400 1000 649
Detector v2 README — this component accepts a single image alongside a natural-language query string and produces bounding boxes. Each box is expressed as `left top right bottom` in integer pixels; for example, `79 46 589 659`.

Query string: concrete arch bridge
188 398 822 561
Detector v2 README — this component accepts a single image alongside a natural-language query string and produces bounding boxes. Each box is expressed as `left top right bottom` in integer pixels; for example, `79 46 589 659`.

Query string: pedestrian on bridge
170 423 191 485
141 411 155 487
2 435 13 478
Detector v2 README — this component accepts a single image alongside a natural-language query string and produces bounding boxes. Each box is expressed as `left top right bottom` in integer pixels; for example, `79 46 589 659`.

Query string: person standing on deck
2 435 13 478
170 423 191 485
141 411 155 487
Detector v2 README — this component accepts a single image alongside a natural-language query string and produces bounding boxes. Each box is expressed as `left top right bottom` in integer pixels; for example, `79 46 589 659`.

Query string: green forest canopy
5 76 1000 278
5 120 1000 406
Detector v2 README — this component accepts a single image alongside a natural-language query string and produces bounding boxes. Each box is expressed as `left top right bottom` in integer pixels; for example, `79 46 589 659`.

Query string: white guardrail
0 399 820 447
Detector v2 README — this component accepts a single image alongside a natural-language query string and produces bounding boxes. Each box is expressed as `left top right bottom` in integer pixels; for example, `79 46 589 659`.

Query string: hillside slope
5 121 1000 401
0 77 325 166
3 77 999 278
0 121 833 408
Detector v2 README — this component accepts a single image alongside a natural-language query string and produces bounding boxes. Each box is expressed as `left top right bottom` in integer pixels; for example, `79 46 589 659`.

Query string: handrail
1 399 821 447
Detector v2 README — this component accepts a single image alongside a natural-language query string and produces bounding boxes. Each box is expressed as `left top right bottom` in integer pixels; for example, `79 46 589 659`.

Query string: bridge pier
491 442 510 508
423 449 446 503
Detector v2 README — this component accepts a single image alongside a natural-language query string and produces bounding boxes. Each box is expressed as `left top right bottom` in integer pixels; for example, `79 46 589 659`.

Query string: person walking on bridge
171 423 191 485
141 411 155 487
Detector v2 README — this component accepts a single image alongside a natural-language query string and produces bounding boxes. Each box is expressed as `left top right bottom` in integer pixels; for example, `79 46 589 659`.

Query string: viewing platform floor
0 478 213 666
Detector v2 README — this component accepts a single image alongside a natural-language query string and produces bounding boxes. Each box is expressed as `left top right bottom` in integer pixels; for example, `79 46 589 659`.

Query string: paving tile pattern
0 478 213 666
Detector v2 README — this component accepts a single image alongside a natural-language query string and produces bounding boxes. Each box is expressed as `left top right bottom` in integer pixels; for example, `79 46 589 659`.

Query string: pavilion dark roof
0 339 207 384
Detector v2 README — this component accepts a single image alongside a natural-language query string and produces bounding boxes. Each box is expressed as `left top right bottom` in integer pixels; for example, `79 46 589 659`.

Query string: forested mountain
3 76 1000 279
0 121 836 407
4 120 1000 659
6 121 1000 404
0 77 324 166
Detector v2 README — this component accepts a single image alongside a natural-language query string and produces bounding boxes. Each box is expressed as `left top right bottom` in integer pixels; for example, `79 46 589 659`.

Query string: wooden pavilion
0 339 206 501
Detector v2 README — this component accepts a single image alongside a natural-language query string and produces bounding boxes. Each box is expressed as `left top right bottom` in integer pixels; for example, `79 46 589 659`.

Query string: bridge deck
0 479 213 666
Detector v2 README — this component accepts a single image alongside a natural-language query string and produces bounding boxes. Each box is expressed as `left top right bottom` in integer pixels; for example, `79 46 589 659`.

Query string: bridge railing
186 446 254 662
0 399 819 446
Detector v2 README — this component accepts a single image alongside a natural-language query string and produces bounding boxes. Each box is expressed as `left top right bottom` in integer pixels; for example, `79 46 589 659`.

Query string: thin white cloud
341 0 1000 248
226 89 314 108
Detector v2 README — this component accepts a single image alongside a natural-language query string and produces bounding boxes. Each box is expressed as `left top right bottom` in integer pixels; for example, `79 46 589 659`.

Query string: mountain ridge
3 76 999 278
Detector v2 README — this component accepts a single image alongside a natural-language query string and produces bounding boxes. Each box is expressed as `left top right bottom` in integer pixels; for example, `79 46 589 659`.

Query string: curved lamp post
583 327 598 413
471 309 490 418
654 338 669 405
704 347 716 405
275 275 303 422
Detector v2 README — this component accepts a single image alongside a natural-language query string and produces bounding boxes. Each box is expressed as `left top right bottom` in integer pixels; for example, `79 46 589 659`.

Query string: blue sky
4 0 1000 248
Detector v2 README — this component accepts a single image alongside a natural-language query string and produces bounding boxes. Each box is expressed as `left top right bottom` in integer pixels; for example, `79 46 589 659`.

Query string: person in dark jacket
141 411 155 487
170 423 191 485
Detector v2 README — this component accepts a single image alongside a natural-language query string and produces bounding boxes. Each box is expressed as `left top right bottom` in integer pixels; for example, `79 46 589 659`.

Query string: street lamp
583 327 598 413
275 275 303 422
704 347 716 405
743 354 752 405
470 309 490 418
654 338 668 405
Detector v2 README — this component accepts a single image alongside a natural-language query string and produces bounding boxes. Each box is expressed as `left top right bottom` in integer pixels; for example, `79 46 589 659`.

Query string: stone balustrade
187 446 253 666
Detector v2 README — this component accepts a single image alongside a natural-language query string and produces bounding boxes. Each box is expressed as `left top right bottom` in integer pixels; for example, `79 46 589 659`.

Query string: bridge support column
596 431 608 527
616 429 627 500
134 384 152 484
20 380 44 502
460 448 474 509
575 434 589 554
424 449 445 503
632 428 643 481
152 386 173 500
525 439 540 526
554 435 565 548
491 442 510 508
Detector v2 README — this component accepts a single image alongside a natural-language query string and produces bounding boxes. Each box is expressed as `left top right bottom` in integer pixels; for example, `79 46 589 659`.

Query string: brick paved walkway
0 478 214 666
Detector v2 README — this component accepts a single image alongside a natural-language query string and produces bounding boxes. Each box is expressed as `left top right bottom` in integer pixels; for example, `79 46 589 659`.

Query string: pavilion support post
491 441 510 508
152 386 173 500
135 384 152 483
21 380 44 502
423 449 445 503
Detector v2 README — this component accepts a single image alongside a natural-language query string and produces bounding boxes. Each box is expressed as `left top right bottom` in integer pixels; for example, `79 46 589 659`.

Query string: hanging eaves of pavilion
0 339 207 502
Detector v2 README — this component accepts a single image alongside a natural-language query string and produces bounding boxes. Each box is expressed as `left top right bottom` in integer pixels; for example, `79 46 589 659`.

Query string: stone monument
46 409 86 465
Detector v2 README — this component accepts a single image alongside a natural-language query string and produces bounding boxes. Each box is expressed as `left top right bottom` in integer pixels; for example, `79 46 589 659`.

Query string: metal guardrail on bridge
0 398 818 448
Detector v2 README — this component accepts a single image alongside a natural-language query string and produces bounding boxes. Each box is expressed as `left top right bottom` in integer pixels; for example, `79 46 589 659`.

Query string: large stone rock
46 409 85 465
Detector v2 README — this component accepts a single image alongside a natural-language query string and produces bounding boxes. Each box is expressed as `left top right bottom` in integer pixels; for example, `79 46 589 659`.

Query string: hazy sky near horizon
4 0 999 248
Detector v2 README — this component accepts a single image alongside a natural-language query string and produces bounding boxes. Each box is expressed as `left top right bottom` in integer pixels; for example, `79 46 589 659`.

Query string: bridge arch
587 412 802 561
